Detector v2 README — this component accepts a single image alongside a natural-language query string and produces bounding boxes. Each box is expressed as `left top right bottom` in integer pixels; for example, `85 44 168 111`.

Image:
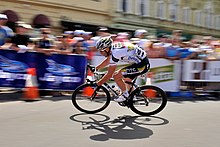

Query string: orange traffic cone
143 89 157 98
144 72 156 98
23 68 40 101
82 70 95 96
83 86 94 96
146 72 153 85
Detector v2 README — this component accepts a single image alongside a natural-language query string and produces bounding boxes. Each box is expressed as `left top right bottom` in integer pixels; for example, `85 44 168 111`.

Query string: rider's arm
96 56 110 71
96 64 116 86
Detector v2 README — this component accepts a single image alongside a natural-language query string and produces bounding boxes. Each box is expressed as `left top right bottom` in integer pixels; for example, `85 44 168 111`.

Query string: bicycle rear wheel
129 85 167 116
72 83 111 114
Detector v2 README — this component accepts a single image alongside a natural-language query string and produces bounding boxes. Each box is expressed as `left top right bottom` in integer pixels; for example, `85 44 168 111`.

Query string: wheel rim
72 84 110 113
129 86 167 116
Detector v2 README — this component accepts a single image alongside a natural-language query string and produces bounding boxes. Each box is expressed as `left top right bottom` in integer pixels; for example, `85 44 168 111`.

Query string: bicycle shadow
69 113 169 141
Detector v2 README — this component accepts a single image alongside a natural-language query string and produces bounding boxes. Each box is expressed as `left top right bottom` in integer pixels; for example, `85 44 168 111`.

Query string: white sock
123 91 129 97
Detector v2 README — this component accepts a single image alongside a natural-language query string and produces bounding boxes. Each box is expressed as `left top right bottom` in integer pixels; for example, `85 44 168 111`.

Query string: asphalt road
0 94 220 147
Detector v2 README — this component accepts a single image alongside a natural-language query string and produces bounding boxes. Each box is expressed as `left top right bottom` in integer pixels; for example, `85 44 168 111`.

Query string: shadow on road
0 92 23 102
69 113 169 141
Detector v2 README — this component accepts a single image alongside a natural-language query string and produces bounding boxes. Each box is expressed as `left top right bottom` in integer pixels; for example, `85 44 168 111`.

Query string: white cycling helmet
96 36 113 51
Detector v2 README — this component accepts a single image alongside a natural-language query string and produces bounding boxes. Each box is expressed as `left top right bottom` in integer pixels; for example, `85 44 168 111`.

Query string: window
182 7 191 24
215 15 220 30
204 9 213 28
122 0 127 12
117 0 132 13
169 0 179 21
140 0 144 15
194 10 202 26
116 0 127 12
156 0 165 19
137 0 150 16
203 2 214 28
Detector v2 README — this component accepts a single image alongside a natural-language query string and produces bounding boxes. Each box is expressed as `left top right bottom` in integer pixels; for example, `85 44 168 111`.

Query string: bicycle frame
88 71 139 99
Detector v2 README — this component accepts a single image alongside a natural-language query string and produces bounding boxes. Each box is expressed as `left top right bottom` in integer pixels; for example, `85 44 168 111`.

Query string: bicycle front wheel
72 83 111 114
129 85 167 116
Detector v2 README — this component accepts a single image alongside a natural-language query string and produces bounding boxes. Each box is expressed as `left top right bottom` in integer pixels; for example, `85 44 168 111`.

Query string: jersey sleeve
109 54 118 65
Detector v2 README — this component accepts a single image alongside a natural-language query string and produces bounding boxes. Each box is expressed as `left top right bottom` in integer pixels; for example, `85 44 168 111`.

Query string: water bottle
112 85 120 95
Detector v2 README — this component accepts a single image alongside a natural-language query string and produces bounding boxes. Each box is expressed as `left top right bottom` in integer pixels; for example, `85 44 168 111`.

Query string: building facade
113 0 220 38
0 0 220 38
0 0 111 34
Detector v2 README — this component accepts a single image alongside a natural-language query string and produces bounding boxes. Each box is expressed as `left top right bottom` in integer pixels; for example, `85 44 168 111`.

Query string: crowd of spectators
0 13 220 62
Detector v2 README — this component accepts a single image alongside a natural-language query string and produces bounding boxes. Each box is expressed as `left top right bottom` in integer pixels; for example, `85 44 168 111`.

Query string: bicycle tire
128 85 167 116
72 83 111 114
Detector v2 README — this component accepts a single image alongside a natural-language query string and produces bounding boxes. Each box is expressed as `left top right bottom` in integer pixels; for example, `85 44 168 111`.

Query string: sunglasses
100 49 106 52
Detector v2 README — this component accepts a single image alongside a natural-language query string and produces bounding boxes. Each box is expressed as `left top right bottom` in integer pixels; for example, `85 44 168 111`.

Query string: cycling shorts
121 57 150 80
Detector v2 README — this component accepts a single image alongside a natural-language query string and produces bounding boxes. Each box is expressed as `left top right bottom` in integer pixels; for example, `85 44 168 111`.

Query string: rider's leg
113 70 129 101
124 77 133 93
113 70 127 93
113 71 129 102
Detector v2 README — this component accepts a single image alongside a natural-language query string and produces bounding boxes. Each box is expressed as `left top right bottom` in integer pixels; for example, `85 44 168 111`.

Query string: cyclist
93 36 150 102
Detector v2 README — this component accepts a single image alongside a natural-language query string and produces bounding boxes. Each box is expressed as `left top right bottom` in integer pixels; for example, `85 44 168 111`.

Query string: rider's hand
90 66 96 73
94 82 100 87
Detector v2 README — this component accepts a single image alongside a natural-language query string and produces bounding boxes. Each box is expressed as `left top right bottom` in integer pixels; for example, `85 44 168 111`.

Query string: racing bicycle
71 65 167 116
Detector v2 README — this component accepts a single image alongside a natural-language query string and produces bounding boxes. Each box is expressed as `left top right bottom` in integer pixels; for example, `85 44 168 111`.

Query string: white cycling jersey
110 42 147 65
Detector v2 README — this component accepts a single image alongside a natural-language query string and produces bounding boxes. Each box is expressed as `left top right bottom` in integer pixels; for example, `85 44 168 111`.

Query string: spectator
73 30 85 38
199 36 213 52
130 37 140 45
35 28 56 55
146 35 166 58
165 46 180 61
177 42 196 60
63 31 76 46
82 31 96 64
72 37 85 54
0 14 10 49
91 27 110 44
171 30 183 47
148 34 172 58
213 41 220 60
197 36 214 60
134 29 151 51
208 41 220 60
97 27 110 37
110 34 117 42
56 34 73 54
155 33 172 48
0 14 14 41
10 22 34 52
114 32 130 42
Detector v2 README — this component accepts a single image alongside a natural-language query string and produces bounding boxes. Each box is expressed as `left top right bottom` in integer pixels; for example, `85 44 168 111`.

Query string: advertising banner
0 50 87 90
37 54 87 90
150 65 174 83
0 50 37 88
148 59 181 92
